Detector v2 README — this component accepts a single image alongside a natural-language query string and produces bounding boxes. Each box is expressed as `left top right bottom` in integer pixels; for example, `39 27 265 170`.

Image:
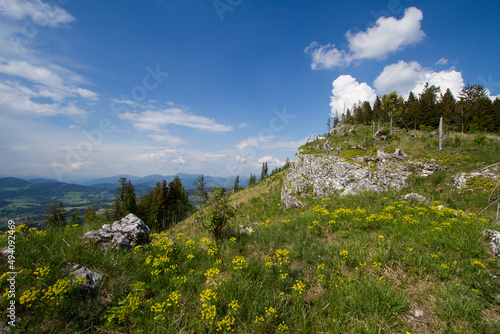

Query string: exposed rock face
281 152 412 208
84 214 150 250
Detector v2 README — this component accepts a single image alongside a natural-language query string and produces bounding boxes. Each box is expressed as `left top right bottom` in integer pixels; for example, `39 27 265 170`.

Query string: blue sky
0 0 498 182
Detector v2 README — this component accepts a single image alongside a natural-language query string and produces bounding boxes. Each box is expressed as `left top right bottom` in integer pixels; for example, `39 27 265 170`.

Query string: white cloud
0 0 74 27
147 133 184 146
436 58 448 65
304 42 350 69
374 60 464 97
238 122 248 128
0 81 88 120
305 7 425 69
0 60 98 102
347 7 425 60
258 156 284 168
173 156 186 165
119 108 233 133
329 75 377 117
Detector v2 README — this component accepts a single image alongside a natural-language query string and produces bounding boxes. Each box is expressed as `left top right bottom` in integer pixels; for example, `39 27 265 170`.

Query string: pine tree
248 173 257 186
419 83 441 128
260 162 268 181
44 199 66 228
111 177 137 220
168 176 192 225
438 88 457 130
233 175 240 192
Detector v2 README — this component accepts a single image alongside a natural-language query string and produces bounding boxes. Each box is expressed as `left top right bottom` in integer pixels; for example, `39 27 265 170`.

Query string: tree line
333 83 500 134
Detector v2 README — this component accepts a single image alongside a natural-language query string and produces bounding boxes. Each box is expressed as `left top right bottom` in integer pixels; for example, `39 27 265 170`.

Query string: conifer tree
44 199 66 228
233 175 240 192
260 162 268 181
248 173 257 186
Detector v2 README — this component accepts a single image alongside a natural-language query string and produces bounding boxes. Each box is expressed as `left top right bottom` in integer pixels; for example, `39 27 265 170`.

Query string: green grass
1 127 499 333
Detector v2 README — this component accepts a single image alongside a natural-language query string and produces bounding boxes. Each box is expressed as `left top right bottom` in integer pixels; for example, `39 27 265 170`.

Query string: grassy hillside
1 126 499 333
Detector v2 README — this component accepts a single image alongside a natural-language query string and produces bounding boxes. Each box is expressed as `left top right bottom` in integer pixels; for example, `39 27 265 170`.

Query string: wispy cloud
435 58 448 65
305 7 425 69
0 0 74 27
119 107 233 134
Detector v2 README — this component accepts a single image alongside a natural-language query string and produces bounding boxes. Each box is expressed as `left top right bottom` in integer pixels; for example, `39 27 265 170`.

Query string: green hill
1 126 499 333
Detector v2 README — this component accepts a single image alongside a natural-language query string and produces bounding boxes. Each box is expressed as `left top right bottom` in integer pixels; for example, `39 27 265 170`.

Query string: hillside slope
1 126 499 333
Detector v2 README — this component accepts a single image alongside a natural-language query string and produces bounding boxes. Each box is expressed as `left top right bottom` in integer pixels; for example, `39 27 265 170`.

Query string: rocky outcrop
281 151 412 208
84 214 150 250
452 167 499 190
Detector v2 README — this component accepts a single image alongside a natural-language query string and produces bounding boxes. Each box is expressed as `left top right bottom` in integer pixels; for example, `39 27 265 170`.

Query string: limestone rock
71 266 103 295
84 213 150 250
373 130 387 141
404 193 430 205
483 229 500 260
341 179 383 196
281 153 411 208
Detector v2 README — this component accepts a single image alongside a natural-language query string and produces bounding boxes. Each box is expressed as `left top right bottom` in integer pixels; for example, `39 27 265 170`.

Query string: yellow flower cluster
33 266 50 278
265 248 290 268
254 315 265 324
42 277 71 306
265 306 277 317
340 249 348 259
473 260 486 268
107 282 146 324
292 280 305 295
207 246 218 256
201 304 216 321
229 237 237 243
232 256 248 270
204 267 220 284
228 299 239 312
277 321 289 332
184 238 196 250
19 287 41 308
200 288 217 307
216 315 235 332
260 219 272 228
200 237 212 247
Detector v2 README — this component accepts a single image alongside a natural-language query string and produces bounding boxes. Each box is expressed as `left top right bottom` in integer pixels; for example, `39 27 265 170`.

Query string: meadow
1 126 499 333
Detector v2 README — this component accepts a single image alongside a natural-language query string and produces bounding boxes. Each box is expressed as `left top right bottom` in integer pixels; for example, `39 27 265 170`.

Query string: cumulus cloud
347 7 425 60
0 0 74 27
305 7 425 69
374 60 464 97
329 75 377 117
119 108 233 133
304 42 350 69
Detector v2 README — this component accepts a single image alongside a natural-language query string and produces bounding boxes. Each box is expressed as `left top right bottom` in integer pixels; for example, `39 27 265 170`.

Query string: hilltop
1 125 499 333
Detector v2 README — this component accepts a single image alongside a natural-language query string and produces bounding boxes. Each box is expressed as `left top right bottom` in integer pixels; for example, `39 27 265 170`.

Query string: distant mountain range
0 173 248 227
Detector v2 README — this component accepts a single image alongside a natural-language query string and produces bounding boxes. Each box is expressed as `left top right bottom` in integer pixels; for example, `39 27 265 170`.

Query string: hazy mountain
28 178 60 184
